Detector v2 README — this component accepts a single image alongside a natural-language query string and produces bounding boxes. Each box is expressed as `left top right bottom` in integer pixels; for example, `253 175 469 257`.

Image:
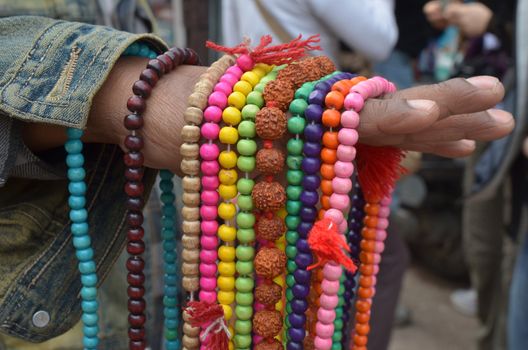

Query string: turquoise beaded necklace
66 42 180 350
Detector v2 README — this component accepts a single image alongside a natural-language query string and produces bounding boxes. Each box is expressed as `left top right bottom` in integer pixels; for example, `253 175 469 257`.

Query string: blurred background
149 0 519 349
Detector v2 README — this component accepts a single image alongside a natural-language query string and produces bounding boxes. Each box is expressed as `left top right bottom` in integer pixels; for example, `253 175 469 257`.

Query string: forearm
23 57 206 162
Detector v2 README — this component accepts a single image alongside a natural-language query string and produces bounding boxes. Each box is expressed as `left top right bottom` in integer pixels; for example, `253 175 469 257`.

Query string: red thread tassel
184 301 230 350
356 144 406 203
206 34 322 65
307 218 357 273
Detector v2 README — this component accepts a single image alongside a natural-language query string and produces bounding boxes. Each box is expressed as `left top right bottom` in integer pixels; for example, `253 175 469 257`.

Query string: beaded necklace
284 71 350 350
233 64 278 350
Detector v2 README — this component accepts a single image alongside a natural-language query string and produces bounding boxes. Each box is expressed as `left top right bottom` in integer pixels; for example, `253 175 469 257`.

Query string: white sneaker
450 288 477 317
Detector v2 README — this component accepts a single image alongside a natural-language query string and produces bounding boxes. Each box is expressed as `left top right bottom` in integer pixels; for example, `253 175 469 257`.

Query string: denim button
32 310 50 328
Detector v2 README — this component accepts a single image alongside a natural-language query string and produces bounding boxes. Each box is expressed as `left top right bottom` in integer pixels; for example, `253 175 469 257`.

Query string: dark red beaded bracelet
123 46 199 350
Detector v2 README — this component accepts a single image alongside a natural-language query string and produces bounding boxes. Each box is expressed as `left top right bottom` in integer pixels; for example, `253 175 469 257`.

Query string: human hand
423 1 492 38
444 2 493 38
29 59 512 174
358 76 513 157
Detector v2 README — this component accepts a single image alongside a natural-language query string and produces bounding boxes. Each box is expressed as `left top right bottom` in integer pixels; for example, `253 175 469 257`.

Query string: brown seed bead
127 95 146 113
180 143 199 159
182 249 200 263
132 80 152 98
254 339 282 350
182 262 199 275
184 107 204 125
182 235 200 249
254 247 286 279
253 310 282 338
187 92 208 110
182 176 201 192
314 55 337 75
299 57 326 81
140 68 159 86
276 61 306 87
263 80 295 111
124 114 144 130
182 335 200 349
182 192 200 207
182 207 199 221
183 322 201 337
254 283 282 305
252 181 286 211
256 216 285 241
256 148 285 175
181 125 201 143
255 107 287 140
181 159 200 176
182 276 199 291
182 220 200 235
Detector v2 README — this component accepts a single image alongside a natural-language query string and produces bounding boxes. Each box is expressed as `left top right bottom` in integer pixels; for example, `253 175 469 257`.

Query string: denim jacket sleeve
0 15 169 342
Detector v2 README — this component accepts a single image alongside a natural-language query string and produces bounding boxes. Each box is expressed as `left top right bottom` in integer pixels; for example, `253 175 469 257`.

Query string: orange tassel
356 144 406 203
206 34 322 65
307 218 357 273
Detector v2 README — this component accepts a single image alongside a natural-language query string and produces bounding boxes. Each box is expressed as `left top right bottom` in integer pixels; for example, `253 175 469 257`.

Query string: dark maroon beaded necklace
123 47 199 350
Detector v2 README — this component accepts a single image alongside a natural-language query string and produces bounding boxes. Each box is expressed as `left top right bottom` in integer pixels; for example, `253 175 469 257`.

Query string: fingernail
407 99 436 110
466 76 498 89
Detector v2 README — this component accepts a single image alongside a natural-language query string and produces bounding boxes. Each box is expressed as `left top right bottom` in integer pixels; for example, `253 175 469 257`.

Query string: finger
423 1 442 16
404 109 515 143
386 76 505 118
359 98 440 138
403 139 476 158
444 3 465 23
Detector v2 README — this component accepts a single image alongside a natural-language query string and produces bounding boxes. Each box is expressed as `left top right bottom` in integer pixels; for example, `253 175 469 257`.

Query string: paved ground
389 264 478 350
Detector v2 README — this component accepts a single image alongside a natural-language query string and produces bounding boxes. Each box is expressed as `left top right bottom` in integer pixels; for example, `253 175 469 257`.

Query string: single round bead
238 120 256 138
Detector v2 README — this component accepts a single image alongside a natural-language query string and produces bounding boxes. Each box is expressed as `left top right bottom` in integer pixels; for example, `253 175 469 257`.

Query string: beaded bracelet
182 54 235 350
124 46 199 350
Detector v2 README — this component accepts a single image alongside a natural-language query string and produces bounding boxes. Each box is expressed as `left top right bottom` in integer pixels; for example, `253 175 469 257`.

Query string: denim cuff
0 16 167 128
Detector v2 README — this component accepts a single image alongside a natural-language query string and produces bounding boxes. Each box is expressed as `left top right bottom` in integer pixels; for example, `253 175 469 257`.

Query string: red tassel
206 34 322 65
356 144 406 203
184 301 230 350
307 218 357 273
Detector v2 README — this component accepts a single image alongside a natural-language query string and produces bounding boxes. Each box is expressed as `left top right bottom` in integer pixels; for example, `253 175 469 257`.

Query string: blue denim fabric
508 233 528 350
0 3 171 343
0 144 157 342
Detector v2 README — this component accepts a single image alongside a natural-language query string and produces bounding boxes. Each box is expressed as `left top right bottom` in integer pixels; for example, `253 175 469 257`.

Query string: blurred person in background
424 1 517 350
